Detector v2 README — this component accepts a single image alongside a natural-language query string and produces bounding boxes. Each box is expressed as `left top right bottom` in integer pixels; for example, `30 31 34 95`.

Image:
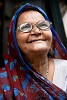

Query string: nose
30 25 42 35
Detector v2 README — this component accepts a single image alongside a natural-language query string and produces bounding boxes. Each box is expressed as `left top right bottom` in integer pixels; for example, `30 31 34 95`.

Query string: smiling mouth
28 39 45 43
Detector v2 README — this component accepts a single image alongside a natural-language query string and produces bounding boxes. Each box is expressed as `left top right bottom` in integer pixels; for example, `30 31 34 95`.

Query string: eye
19 23 32 33
20 23 31 32
37 21 51 30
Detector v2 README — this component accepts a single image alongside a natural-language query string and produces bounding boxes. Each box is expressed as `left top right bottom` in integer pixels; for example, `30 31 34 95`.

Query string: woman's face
16 10 52 57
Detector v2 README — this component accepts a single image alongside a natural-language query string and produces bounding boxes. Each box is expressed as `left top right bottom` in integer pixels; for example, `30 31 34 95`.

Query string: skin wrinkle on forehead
17 10 46 27
26 11 45 24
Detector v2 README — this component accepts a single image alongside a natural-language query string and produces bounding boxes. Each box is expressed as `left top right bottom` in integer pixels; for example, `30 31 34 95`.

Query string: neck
32 56 48 76
25 52 49 76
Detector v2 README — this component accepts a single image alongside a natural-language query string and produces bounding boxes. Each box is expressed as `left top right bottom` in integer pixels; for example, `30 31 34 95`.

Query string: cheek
49 33 53 49
16 34 26 47
48 32 52 46
50 31 53 43
44 30 52 48
44 30 52 41
16 33 29 53
48 30 52 41
16 34 23 45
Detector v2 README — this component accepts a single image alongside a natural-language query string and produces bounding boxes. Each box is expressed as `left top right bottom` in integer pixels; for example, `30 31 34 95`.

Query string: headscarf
0 3 67 100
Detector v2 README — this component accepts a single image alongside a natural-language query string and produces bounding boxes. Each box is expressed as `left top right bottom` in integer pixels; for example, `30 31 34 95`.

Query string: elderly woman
0 3 67 100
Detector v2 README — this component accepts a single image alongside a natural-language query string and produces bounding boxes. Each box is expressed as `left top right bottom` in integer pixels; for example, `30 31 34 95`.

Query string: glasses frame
16 20 52 33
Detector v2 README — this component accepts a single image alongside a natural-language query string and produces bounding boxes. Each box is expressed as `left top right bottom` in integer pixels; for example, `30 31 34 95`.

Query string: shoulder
53 59 67 75
53 59 67 92
53 59 67 67
0 66 10 87
53 59 67 63
0 66 11 83
0 67 8 85
53 59 67 76
0 67 13 97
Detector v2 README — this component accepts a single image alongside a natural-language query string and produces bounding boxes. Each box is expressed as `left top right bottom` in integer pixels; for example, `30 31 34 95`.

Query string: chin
30 47 49 53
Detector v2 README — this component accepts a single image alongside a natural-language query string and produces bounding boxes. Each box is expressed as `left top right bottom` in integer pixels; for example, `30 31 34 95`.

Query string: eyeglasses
16 20 52 33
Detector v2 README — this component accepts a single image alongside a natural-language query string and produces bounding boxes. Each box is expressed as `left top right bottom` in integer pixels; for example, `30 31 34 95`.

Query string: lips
28 39 45 43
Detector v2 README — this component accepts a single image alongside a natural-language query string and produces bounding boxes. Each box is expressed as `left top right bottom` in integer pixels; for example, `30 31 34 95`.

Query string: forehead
17 10 45 26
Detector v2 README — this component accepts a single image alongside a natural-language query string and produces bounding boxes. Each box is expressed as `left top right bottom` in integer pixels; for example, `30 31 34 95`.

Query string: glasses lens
20 23 32 33
37 21 51 30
